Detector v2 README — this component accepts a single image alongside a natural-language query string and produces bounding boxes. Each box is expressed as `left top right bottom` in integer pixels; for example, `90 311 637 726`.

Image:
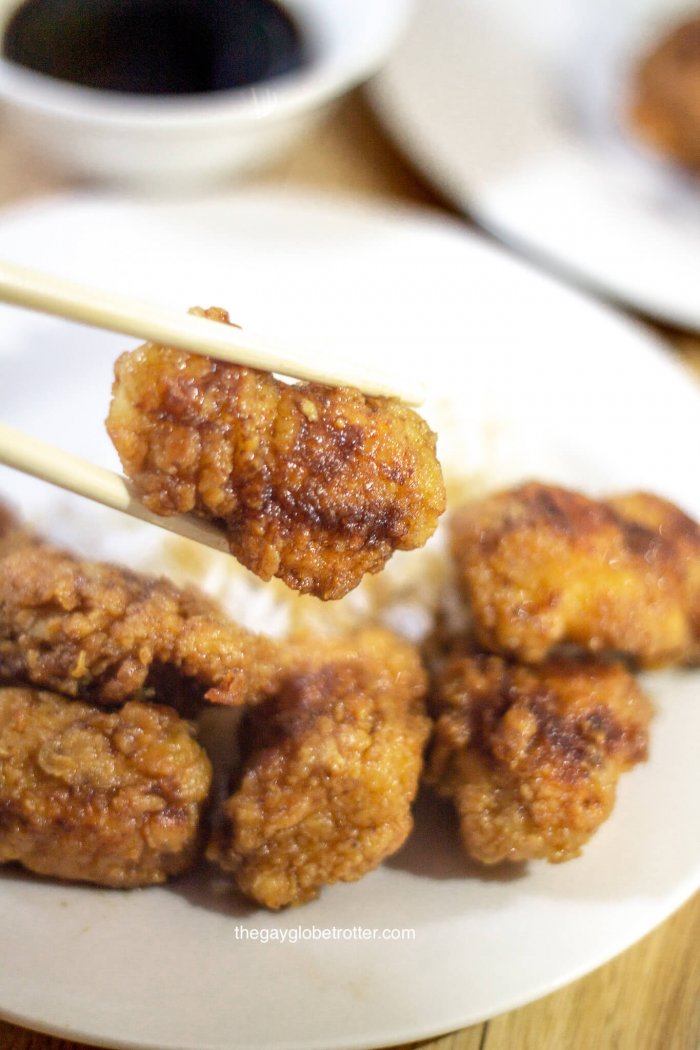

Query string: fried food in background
0 512 279 708
426 654 652 865
107 307 446 601
450 483 700 666
208 628 430 908
0 687 212 887
630 14 700 171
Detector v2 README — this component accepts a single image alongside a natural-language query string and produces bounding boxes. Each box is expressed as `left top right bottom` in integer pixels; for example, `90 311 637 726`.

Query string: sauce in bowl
2 0 308 95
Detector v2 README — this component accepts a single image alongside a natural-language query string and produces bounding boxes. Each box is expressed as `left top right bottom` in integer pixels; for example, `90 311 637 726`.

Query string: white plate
373 0 700 330
0 190 699 1050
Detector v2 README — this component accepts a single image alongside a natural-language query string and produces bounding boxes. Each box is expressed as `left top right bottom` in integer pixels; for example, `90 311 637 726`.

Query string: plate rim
371 0 700 333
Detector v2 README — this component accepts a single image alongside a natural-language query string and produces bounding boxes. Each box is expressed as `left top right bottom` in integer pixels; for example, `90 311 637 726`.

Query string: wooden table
0 92 698 1050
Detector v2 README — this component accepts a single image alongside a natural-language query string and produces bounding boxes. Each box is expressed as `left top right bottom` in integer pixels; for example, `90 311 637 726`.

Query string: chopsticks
0 260 425 405
0 422 231 553
0 258 425 549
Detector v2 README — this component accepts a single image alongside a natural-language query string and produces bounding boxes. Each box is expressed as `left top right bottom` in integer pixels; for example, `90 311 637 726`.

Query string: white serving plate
0 189 698 1050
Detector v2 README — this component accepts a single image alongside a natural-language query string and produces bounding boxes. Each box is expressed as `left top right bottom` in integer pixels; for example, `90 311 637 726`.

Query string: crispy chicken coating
0 687 212 887
451 483 700 666
426 654 651 864
630 15 700 170
208 629 430 908
106 307 446 601
0 512 278 707
0 502 37 555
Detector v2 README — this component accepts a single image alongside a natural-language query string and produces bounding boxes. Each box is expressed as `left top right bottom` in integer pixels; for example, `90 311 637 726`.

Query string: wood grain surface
0 91 698 1050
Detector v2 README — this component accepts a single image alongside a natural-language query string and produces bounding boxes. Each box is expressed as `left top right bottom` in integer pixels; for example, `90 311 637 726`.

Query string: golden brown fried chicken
0 502 37 555
426 654 651 864
451 483 700 666
106 307 446 601
0 687 212 887
631 15 700 170
208 628 430 908
0 522 279 707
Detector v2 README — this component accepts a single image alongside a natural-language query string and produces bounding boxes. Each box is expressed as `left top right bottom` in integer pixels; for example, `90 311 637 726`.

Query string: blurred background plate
373 0 700 331
0 190 699 1050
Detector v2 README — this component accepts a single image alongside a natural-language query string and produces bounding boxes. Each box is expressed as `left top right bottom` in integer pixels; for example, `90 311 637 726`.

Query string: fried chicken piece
451 483 700 666
0 687 212 887
208 629 430 908
0 502 37 556
106 307 446 601
0 526 279 707
426 654 651 864
630 15 700 170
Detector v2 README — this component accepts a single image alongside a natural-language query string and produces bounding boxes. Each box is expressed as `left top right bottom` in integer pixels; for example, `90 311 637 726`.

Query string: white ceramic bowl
0 0 412 188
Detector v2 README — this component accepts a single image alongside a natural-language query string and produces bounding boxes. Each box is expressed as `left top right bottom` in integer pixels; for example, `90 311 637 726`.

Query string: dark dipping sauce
2 0 308 95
